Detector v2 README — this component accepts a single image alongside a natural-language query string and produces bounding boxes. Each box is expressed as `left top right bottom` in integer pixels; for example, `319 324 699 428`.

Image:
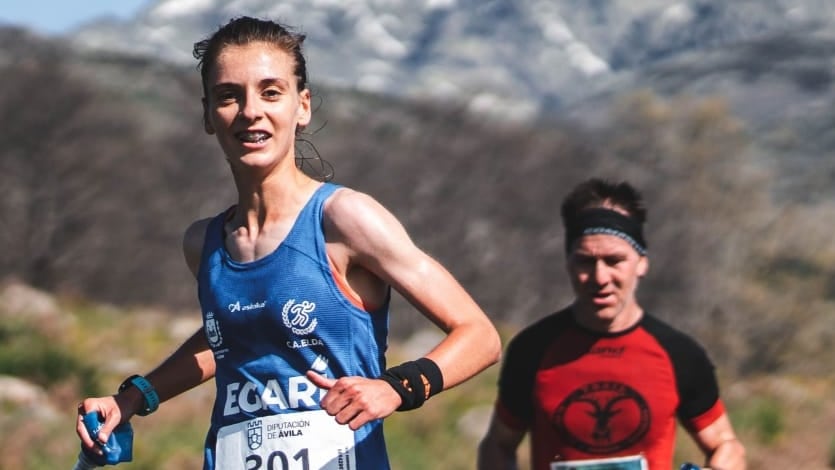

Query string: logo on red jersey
551 381 650 453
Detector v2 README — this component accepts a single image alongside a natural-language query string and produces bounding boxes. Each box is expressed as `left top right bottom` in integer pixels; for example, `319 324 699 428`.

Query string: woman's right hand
76 389 143 453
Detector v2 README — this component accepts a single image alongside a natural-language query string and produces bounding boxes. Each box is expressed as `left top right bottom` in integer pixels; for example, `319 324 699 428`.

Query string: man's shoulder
640 313 696 339
639 313 711 359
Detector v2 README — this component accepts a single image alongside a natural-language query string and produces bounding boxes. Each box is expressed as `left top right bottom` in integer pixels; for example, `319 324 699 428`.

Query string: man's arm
690 413 746 470
478 412 526 470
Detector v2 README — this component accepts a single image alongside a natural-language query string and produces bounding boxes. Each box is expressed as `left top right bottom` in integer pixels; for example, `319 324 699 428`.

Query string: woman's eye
216 92 237 104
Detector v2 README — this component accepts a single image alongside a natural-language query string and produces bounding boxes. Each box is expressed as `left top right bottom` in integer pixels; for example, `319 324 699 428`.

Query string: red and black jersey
495 309 725 470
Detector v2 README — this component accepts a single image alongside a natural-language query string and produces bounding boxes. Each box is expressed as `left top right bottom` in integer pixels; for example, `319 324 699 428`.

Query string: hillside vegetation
1 282 833 469
0 29 833 468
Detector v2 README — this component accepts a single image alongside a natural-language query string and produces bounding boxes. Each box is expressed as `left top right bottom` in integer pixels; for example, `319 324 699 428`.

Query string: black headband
565 208 647 255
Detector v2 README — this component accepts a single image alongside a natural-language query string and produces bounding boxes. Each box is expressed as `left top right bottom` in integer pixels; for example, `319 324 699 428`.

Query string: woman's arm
76 218 217 451
327 188 500 386
309 188 501 428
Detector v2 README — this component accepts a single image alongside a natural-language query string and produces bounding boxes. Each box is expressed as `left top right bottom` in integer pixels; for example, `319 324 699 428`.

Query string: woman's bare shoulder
324 188 404 239
182 217 215 277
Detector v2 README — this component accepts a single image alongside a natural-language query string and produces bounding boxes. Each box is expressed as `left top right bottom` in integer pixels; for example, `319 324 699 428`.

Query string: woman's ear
202 97 215 135
297 88 312 130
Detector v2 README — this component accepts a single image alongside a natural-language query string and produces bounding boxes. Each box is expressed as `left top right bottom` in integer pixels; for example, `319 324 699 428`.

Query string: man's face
567 233 648 331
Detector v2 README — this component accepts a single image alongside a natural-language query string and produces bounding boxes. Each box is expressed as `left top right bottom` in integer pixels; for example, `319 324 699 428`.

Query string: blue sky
0 0 150 35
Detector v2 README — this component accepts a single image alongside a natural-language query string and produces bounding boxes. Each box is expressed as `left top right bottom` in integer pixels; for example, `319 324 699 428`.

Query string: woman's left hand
306 370 403 430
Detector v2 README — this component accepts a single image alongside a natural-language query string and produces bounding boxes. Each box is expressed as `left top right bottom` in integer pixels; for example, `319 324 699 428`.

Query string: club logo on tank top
205 311 223 348
551 381 650 453
282 299 319 335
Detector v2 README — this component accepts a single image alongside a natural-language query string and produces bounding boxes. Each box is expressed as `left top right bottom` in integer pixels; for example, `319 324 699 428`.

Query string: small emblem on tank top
311 355 329 372
228 300 267 313
282 299 319 335
205 311 224 348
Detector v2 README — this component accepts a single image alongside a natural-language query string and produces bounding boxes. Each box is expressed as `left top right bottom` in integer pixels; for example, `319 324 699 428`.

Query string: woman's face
203 41 311 171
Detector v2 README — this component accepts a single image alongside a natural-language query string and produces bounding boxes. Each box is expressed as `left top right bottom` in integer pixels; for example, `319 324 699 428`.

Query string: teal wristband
119 374 159 416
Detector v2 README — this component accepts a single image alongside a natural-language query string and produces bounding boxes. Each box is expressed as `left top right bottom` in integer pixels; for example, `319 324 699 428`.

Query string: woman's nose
237 92 262 121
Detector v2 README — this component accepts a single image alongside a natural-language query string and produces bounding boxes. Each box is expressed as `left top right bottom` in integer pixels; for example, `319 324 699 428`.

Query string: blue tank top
197 183 392 469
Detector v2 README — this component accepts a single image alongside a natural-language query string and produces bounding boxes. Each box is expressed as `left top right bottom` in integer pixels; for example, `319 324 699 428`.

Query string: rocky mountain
67 0 835 121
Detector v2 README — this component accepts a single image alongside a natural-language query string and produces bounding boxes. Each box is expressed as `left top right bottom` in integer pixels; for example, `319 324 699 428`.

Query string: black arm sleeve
497 310 574 425
642 314 720 421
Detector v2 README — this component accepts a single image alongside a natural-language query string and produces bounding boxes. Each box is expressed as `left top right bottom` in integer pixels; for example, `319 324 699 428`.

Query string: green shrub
730 398 784 445
0 322 100 396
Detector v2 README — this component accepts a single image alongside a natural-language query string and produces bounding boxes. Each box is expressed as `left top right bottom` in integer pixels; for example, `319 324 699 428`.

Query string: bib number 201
246 448 309 470
217 410 355 470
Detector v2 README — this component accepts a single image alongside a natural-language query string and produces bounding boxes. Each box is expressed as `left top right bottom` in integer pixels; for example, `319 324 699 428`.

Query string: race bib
216 410 356 470
551 454 648 470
